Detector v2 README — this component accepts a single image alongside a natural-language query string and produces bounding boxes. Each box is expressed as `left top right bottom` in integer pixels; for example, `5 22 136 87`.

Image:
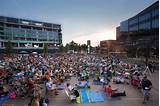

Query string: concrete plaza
4 70 159 106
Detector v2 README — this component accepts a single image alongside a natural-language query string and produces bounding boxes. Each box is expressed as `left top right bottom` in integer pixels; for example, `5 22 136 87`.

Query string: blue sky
0 0 158 46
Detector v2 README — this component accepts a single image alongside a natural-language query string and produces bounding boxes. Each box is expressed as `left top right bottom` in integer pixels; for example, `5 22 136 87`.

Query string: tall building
0 16 62 53
117 1 159 57
87 40 91 54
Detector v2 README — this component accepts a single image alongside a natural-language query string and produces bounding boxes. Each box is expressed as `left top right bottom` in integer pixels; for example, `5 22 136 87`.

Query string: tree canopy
59 40 90 53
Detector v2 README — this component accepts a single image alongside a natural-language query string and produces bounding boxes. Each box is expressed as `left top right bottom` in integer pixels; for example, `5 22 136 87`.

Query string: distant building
87 40 91 54
0 16 62 53
116 1 159 57
100 40 117 54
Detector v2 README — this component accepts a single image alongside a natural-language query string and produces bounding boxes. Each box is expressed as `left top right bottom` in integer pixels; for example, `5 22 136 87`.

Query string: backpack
39 97 49 106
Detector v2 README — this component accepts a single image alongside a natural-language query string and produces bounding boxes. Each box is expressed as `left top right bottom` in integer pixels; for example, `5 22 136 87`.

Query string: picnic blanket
80 89 89 103
88 91 104 102
93 80 101 85
79 89 106 104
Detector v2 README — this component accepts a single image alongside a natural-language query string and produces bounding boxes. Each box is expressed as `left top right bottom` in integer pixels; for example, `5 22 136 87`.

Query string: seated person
0 86 9 97
65 83 76 101
66 83 73 93
73 89 79 97
33 84 43 98
26 78 35 96
113 76 125 84
76 81 90 88
131 75 140 88
100 77 109 86
105 85 126 97
45 78 58 95
97 76 100 82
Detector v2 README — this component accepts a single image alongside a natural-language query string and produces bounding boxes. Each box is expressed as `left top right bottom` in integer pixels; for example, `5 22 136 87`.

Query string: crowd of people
0 53 154 105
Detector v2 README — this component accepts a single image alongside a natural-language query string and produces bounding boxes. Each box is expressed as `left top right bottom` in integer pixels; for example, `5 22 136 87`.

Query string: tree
77 44 81 52
64 43 69 52
5 40 13 57
59 44 64 53
69 40 75 50
62 41 91 53
81 44 87 52
43 43 48 56
68 40 79 51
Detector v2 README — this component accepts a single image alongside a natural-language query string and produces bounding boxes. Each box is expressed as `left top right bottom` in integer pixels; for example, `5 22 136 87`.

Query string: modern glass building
117 1 159 57
118 1 159 38
0 16 62 53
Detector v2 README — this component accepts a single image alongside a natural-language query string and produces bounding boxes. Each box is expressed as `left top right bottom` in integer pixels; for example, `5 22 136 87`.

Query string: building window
139 13 151 22
129 25 138 31
152 19 159 28
152 9 159 17
129 18 138 25
139 21 151 30
0 16 4 22
120 20 128 32
6 17 18 23
13 28 25 38
4 28 12 37
43 23 52 28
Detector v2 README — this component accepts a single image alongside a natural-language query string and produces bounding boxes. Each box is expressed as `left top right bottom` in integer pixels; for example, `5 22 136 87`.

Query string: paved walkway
5 70 159 106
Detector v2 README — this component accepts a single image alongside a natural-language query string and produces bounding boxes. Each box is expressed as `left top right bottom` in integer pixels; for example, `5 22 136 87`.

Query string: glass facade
121 3 159 32
139 13 151 22
1 27 60 42
139 21 151 30
0 16 62 53
129 25 138 31
120 20 128 32
152 9 159 17
152 18 159 28
129 18 138 25
117 1 159 57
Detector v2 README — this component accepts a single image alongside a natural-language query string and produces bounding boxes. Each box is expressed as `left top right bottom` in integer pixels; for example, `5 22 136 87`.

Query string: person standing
141 76 152 104
148 63 153 73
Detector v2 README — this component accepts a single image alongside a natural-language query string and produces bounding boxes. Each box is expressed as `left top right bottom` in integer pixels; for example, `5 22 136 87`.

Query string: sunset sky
0 0 157 46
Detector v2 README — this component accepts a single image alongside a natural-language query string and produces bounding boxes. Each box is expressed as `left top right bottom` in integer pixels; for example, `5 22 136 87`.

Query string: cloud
70 29 116 47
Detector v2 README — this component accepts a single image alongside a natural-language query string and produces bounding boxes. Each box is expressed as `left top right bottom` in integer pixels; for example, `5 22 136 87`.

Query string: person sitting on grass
105 85 126 97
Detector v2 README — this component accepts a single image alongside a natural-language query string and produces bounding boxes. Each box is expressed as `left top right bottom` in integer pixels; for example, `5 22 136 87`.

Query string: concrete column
36 31 38 41
18 42 20 47
24 30 26 40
